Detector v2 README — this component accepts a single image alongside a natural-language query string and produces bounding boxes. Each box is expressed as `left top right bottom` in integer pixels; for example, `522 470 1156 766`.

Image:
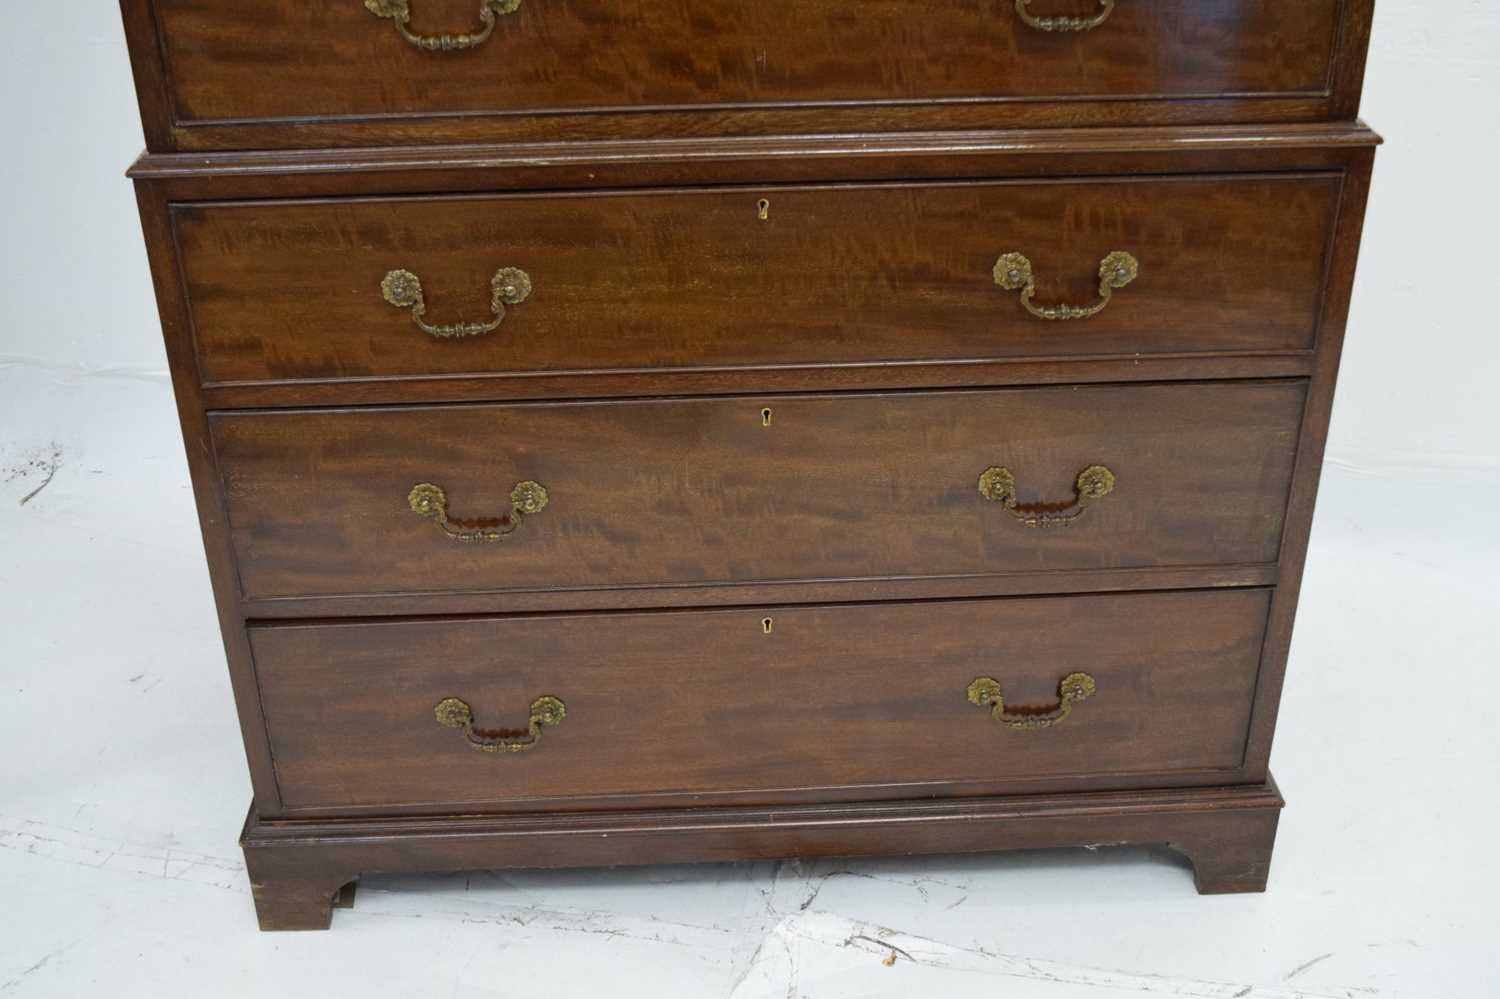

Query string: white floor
2 364 1496 998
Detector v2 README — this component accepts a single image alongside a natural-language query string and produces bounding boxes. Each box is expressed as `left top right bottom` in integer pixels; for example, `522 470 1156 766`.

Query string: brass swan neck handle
994 251 1139 320
364 0 522 52
967 674 1097 731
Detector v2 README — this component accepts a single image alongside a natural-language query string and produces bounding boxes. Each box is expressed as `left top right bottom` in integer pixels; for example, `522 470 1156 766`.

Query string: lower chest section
149 139 1370 842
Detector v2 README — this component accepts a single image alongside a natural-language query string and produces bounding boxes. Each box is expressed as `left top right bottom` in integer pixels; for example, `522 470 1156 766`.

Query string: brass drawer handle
380 267 532 339
967 674 1096 730
1014 0 1115 32
364 0 521 52
408 480 549 542
994 251 1139 320
979 464 1115 528
435 696 565 753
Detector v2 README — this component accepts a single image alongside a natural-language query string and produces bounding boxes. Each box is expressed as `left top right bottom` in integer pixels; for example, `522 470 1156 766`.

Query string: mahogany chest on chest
120 0 1379 929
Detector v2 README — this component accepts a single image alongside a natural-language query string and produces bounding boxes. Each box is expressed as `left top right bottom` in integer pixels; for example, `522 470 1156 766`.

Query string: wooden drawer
129 0 1370 150
212 381 1304 601
177 175 1340 391
251 589 1272 812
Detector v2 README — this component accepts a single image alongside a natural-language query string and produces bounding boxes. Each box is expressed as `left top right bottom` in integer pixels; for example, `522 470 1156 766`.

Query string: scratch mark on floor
798 869 859 911
0 815 246 894
763 912 1379 999
12 444 62 506
726 930 773 996
360 906 719 951
1285 953 1335 980
796 866 964 912
784 925 800 999
0 942 76 994
846 933 914 967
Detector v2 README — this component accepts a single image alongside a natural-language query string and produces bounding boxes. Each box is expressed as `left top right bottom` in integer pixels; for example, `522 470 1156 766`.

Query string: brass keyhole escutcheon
757 198 771 221
761 407 773 427
762 617 774 635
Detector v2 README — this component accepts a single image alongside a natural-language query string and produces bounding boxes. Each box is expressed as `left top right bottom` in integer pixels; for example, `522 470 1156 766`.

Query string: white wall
3 2 1496 468
0 4 156 375
1333 3 1500 470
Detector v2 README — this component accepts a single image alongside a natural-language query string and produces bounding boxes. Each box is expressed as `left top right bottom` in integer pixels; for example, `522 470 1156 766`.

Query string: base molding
242 779 1283 930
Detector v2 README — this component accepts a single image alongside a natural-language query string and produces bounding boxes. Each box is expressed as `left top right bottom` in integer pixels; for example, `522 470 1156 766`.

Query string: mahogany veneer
127 0 1373 150
120 0 1379 930
212 382 1305 600
252 590 1273 814
176 175 1340 387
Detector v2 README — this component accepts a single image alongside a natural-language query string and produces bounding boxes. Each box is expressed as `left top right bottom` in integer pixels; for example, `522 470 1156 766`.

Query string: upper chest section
123 0 1374 152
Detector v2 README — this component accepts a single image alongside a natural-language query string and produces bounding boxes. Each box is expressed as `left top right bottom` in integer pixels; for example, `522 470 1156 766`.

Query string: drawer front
251 589 1272 812
212 382 1304 601
148 1 1350 143
177 176 1340 389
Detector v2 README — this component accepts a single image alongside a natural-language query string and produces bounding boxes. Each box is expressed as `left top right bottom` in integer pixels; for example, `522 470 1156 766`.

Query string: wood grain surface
176 175 1340 389
211 381 1306 600
152 0 1342 122
250 588 1272 812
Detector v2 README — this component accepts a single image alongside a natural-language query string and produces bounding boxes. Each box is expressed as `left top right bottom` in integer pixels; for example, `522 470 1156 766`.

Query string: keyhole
757 198 771 221
761 407 773 427
762 617 774 635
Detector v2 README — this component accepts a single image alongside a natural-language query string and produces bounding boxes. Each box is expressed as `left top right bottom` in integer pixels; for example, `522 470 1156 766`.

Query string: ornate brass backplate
380 267 532 339
993 251 1139 320
434 695 566 753
978 464 1116 527
967 673 1097 730
408 480 549 542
